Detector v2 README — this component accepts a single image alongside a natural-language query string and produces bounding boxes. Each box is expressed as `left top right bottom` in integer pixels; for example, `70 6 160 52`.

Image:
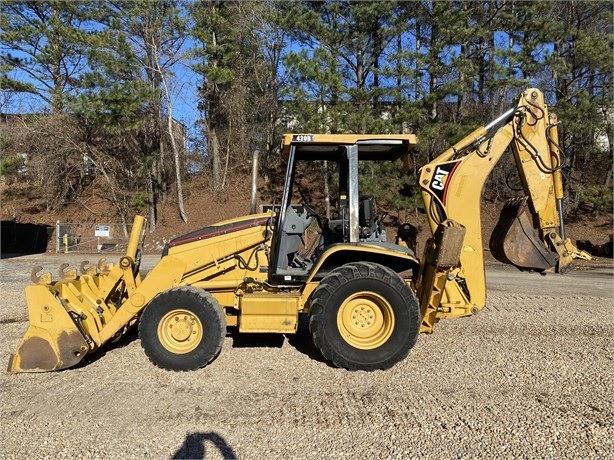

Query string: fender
306 242 419 284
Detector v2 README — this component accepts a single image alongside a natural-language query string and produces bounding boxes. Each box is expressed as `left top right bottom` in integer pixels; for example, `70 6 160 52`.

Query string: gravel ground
0 254 612 459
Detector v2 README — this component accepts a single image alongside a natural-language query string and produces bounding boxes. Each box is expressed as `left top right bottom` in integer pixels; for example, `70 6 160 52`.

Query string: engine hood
161 213 273 256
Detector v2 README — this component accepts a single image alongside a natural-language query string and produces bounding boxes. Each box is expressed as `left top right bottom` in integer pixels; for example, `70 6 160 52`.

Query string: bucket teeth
97 258 113 272
31 266 52 285
80 260 97 275
59 263 77 280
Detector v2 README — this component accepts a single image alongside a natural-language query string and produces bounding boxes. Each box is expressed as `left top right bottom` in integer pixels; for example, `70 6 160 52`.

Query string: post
55 221 60 253
250 150 259 214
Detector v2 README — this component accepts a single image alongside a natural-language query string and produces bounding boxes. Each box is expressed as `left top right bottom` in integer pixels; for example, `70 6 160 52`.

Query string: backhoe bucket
7 284 91 372
489 197 558 272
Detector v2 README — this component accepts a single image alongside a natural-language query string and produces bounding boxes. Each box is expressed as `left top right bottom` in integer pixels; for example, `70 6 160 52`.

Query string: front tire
309 262 420 371
139 287 226 371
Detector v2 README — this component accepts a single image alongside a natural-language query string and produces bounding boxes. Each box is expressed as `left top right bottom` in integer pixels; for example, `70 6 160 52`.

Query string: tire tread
138 286 226 371
309 262 419 371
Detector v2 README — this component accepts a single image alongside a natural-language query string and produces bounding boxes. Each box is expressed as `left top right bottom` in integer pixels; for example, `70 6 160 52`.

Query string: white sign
95 225 110 237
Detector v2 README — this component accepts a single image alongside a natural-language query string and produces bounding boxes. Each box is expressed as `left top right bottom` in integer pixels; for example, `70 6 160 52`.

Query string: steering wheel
301 202 326 228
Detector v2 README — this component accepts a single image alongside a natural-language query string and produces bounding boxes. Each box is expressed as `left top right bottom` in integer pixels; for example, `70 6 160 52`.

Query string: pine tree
280 1 401 134
191 0 277 192
69 1 189 230
546 1 613 197
0 1 92 112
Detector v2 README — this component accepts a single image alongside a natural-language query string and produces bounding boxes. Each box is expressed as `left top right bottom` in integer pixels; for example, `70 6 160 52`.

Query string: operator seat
276 205 312 272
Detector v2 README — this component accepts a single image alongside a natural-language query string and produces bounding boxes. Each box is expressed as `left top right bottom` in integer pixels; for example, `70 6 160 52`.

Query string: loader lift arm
416 88 587 333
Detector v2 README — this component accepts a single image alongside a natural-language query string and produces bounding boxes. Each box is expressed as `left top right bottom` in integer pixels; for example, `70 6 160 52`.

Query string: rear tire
309 262 420 371
139 287 226 371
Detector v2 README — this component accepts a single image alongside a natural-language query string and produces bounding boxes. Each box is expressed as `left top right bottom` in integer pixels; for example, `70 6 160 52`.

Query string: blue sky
167 63 201 136
2 60 203 146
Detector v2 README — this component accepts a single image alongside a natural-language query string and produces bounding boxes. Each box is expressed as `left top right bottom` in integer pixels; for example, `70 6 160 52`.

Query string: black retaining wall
1 221 52 257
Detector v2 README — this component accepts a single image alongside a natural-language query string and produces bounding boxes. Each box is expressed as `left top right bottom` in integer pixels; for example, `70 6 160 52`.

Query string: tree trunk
250 149 259 214
147 171 156 232
168 111 187 223
87 150 129 237
208 26 223 191
209 124 222 190
155 42 188 223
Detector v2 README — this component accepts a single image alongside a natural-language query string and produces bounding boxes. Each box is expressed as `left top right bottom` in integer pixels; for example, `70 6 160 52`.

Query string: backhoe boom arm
416 88 587 332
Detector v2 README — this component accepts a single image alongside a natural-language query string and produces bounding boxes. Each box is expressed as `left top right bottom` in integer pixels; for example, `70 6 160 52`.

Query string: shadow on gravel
285 314 330 366
228 315 330 366
172 431 237 460
74 327 140 369
228 330 285 348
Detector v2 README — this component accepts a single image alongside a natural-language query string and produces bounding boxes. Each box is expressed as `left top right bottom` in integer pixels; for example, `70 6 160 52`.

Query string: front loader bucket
489 197 558 272
8 215 147 373
8 284 91 372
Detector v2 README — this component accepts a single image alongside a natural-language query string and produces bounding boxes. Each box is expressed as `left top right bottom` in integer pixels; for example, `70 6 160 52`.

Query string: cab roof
280 133 418 161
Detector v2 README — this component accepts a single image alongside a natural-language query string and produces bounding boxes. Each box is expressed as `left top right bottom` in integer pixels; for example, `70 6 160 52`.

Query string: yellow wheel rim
336 291 395 350
157 309 203 354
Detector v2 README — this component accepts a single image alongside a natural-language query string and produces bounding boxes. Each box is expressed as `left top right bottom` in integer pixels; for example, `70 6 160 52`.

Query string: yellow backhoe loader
8 88 589 373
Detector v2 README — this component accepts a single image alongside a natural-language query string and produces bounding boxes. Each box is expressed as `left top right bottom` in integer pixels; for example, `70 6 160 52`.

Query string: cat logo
431 166 449 191
429 161 460 204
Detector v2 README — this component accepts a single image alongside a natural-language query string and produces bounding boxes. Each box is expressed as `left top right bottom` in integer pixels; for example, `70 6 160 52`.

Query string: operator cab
269 134 418 282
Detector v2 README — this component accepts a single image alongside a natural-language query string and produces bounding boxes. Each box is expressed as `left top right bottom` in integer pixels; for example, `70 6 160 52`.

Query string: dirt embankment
2 179 612 264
